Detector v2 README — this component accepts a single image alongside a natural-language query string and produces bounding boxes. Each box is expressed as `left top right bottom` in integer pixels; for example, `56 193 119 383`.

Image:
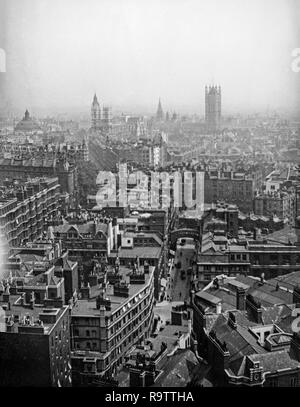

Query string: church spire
156 97 164 121
92 93 99 106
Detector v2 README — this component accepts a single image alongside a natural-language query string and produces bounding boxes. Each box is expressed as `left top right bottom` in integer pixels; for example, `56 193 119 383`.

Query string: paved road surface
166 243 194 302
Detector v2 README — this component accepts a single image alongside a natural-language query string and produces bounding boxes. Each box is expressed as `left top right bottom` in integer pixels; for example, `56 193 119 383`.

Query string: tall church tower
91 94 101 130
205 85 221 133
156 98 164 121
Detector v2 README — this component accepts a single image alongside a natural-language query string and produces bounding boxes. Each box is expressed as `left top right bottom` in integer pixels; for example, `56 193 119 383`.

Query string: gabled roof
54 223 78 234
209 314 265 366
53 221 108 238
248 351 300 373
153 350 211 387
49 275 60 286
64 259 76 271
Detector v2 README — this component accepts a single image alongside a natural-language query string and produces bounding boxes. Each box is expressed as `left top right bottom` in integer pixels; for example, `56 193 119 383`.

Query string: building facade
70 261 155 386
0 287 71 387
0 177 60 248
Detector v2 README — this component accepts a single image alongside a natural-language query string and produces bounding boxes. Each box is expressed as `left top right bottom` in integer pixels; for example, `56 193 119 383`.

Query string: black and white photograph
0 0 300 393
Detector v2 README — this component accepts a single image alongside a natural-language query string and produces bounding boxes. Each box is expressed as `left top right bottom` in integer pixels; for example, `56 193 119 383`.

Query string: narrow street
166 238 196 302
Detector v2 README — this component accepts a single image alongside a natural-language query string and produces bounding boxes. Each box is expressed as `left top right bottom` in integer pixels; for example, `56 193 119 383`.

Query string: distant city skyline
2 101 299 121
0 0 300 115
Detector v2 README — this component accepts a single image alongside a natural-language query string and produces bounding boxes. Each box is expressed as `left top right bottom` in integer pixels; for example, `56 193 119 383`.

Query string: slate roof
153 350 211 387
235 275 293 305
109 246 162 259
209 314 265 360
248 351 300 373
53 221 108 237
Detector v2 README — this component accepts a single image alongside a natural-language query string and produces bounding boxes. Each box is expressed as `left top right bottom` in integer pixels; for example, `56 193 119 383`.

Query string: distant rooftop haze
0 0 299 115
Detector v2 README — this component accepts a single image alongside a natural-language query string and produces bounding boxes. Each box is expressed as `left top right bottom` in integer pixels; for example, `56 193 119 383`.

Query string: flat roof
227 245 248 252
109 246 162 259
71 265 154 317
227 279 250 291
195 291 222 305
0 293 68 335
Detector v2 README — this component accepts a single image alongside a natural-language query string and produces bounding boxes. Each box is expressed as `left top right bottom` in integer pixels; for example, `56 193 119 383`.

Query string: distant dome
14 110 41 132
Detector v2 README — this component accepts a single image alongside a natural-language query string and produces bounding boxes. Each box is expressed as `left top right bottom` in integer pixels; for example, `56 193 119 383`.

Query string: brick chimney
291 332 300 361
3 284 10 303
295 216 300 246
99 305 106 316
129 368 146 387
29 291 35 309
81 282 91 299
236 287 246 310
246 294 263 324
88 274 98 287
20 292 26 306
228 311 237 329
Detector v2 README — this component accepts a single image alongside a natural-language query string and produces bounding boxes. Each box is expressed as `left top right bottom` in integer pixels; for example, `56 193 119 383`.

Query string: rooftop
109 246 162 259
0 293 68 335
71 265 154 317
153 349 212 387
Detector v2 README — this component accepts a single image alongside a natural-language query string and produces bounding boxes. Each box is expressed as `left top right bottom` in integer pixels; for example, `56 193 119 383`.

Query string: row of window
230 254 248 261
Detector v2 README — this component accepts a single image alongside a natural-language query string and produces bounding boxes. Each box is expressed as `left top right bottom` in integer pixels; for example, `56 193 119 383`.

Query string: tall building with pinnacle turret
91 93 101 130
205 85 221 133
156 98 164 121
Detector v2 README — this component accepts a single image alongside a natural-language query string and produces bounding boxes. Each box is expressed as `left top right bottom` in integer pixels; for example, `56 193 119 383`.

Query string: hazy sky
0 0 300 115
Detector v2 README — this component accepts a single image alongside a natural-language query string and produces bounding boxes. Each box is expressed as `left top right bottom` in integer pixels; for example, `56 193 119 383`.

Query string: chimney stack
246 294 263 324
20 292 26 306
253 228 257 240
228 311 237 329
236 287 246 310
291 332 300 361
99 305 106 316
30 291 35 309
3 284 10 303
81 282 91 300
295 216 300 246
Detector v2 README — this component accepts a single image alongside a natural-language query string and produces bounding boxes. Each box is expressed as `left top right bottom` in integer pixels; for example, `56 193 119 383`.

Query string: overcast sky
0 0 300 116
